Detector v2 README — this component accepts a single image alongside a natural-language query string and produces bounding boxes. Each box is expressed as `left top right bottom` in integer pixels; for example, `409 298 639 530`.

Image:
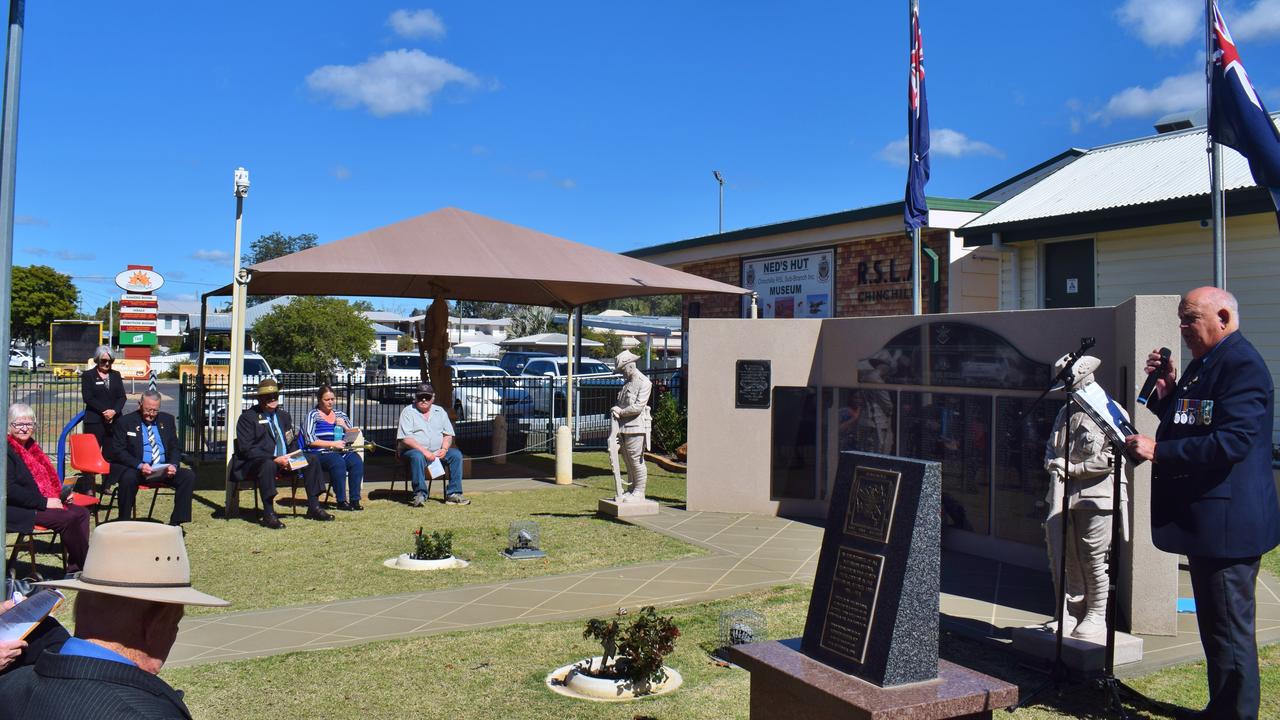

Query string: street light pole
713 170 724 233
224 168 250 507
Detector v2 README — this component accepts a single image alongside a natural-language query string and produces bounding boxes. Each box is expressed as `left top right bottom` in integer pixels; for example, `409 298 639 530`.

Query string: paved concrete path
168 501 1280 679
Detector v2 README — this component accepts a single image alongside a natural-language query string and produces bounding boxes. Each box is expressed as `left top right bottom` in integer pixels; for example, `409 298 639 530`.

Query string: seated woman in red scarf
5 403 90 574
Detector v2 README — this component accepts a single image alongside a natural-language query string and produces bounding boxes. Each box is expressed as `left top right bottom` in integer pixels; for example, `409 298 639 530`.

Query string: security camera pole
223 167 250 513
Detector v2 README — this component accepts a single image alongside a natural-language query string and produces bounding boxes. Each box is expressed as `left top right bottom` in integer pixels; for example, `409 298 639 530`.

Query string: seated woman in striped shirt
302 386 365 511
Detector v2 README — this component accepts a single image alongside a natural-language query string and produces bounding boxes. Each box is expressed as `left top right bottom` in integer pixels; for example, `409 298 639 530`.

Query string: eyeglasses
97 358 113 364
416 394 434 402
9 422 34 430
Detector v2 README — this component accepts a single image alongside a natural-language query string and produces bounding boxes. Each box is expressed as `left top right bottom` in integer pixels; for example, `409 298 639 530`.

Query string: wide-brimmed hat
250 378 281 398
1050 353 1100 391
615 350 640 368
37 522 230 607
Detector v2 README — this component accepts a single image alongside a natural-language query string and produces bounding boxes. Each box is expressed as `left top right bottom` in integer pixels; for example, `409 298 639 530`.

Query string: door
1043 239 1094 309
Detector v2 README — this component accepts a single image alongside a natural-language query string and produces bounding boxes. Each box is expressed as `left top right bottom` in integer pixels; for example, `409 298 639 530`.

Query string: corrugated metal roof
963 122 1268 230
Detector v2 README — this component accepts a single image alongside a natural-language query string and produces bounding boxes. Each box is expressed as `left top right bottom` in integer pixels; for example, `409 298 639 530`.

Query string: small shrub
581 606 680 689
411 527 454 560
651 394 686 457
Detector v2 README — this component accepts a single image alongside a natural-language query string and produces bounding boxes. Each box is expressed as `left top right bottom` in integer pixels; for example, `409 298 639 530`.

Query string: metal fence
7 372 84 452
176 367 685 462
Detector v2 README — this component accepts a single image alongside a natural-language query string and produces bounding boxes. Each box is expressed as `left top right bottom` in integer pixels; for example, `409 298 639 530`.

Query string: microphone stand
1012 337 1093 711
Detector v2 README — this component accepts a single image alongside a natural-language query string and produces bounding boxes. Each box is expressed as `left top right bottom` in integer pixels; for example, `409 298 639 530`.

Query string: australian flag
1209 0 1280 231
904 3 930 231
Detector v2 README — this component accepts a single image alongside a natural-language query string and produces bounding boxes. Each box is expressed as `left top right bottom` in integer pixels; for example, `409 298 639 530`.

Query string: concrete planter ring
545 656 682 702
382 554 469 571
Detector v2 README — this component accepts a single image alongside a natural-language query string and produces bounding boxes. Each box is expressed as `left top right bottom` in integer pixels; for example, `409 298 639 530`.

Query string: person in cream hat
0 522 228 719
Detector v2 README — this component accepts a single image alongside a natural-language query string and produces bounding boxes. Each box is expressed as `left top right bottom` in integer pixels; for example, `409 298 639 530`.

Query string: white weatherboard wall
995 213 1280 438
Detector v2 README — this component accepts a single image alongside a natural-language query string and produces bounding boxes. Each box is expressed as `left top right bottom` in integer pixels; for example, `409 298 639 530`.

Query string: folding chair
6 525 65 579
392 444 435 500
71 433 172 523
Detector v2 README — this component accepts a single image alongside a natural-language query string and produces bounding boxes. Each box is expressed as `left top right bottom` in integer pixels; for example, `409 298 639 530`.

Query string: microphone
1137 347 1172 406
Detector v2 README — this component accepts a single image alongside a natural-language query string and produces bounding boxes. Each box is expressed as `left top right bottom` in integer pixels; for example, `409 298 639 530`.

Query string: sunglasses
261 393 280 401
416 394 434 402
97 358 113 364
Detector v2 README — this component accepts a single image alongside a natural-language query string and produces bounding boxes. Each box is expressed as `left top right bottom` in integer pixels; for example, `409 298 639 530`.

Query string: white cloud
470 144 490 156
559 178 576 190
1234 0 1280 40
1116 0 1200 47
1095 71 1201 121
306 49 479 117
21 247 48 256
877 128 1004 166
56 250 94 261
15 215 47 227
332 165 352 181
191 249 230 264
388 9 445 39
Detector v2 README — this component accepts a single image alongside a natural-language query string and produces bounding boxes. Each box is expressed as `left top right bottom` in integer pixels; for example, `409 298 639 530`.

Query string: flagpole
910 0 923 315
1207 0 1226 289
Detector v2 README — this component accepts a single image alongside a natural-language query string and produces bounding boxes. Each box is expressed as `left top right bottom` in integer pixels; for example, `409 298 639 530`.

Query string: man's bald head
1178 286 1239 359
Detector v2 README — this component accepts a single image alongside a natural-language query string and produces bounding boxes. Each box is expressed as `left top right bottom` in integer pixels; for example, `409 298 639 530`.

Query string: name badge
126 431 137 437
258 419 269 424
95 381 105 385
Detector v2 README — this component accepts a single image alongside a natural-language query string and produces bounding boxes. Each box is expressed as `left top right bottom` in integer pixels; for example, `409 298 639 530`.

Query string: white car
8 348 45 370
451 364 533 420
201 352 281 425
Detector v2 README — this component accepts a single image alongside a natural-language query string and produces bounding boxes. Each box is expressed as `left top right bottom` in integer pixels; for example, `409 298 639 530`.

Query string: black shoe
351 502 364 511
261 514 285 530
305 507 335 521
335 501 352 511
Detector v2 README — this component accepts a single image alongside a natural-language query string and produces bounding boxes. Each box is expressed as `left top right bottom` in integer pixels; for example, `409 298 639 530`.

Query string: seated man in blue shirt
397 383 469 506
108 390 195 526
0 521 229 719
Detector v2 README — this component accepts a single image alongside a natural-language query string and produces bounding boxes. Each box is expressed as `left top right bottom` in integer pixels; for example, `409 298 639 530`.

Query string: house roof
958 118 1280 243
624 197 997 259
500 332 603 348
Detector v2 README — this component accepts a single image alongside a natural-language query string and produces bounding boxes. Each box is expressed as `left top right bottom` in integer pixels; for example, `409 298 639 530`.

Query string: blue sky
10 1 1280 314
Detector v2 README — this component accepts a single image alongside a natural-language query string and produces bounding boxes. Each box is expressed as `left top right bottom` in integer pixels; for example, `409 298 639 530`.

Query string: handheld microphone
1136 347 1172 406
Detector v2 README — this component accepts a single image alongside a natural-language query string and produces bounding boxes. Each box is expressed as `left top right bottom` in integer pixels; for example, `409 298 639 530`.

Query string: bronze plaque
818 547 885 665
844 467 901 544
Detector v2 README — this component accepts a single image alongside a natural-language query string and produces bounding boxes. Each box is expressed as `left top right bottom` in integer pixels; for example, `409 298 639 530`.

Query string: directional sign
119 332 157 346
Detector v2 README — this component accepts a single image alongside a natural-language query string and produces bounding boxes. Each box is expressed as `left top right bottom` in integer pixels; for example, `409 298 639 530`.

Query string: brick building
625 198 1000 321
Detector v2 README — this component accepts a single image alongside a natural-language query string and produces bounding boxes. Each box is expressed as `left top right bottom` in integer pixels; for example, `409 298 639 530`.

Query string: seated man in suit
108 390 195 526
231 379 331 529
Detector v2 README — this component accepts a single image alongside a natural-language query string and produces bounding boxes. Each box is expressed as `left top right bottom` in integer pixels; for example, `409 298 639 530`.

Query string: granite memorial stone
801 451 941 687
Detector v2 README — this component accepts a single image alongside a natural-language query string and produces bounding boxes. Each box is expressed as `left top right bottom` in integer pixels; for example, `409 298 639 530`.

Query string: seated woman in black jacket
6 403 90 574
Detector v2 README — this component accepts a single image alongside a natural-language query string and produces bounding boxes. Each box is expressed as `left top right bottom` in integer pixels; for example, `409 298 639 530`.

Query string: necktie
270 415 286 456
147 424 160 465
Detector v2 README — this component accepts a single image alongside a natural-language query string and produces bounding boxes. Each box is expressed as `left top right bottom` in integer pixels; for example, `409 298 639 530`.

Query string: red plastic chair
69 433 167 523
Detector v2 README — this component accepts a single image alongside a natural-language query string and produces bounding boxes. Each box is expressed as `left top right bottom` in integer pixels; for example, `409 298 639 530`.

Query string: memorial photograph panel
993 397 1064 546
927 323 1052 391
858 325 924 385
771 386 818 499
899 391 992 535
836 388 897 455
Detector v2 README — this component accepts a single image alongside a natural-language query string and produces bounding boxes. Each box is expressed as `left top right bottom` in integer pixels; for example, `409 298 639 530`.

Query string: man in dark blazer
1126 286 1280 720
108 390 194 525
231 378 331 528
80 345 126 452
0 521 229 720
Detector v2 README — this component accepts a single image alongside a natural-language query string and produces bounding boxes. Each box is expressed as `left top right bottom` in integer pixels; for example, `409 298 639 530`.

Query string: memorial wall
688 295 1183 635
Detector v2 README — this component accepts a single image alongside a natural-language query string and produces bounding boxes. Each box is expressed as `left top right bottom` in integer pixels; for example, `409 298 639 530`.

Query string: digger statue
1043 353 1129 641
607 350 652 502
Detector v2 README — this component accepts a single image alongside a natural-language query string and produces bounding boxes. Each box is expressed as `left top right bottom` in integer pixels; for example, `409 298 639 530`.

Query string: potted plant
383 527 468 570
547 607 683 700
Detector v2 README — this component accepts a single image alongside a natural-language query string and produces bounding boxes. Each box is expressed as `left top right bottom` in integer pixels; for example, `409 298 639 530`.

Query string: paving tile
224 628 331 654
174 620 276 648
526 591 628 614
281 610 377 635
376 599 473 622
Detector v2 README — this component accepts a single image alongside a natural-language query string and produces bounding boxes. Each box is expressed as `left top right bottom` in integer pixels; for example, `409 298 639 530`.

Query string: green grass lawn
19 452 696 616
165 583 1280 720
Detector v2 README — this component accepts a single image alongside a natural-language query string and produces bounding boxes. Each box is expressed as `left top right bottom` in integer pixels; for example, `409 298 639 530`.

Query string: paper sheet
427 457 445 479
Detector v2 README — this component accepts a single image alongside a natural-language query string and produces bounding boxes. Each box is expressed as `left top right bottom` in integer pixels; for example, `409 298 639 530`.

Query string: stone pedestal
1010 625 1144 673
597 497 660 518
726 639 1017 720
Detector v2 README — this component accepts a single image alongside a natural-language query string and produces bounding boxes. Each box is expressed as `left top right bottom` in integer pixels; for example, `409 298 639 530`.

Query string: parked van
365 352 425 402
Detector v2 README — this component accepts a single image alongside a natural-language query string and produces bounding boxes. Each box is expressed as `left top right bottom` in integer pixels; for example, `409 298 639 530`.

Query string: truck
48 320 103 378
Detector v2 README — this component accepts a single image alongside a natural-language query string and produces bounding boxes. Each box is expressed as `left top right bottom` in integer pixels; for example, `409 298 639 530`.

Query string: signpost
114 265 163 380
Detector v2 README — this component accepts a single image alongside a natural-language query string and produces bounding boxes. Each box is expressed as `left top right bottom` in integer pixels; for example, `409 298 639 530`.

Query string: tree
11 265 79 347
250 297 375 375
584 295 682 317
396 334 415 352
243 232 319 306
453 300 515 319
507 305 553 339
582 328 623 359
